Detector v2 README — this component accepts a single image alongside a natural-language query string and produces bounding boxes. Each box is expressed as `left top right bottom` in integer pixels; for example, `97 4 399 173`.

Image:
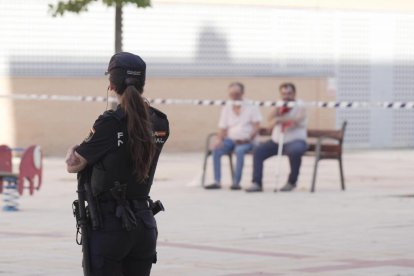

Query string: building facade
1 0 413 154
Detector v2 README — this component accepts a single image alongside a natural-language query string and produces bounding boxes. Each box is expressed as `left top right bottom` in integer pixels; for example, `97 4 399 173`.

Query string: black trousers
89 202 157 276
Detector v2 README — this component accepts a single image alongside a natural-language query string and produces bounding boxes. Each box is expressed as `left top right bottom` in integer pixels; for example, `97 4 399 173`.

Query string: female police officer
65 52 169 276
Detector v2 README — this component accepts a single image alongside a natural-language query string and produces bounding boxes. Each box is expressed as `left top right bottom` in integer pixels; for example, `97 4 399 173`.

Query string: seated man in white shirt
205 82 262 190
246 83 308 192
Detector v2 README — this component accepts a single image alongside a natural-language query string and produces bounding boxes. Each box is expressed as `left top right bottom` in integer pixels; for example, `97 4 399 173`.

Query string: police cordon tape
1 93 414 109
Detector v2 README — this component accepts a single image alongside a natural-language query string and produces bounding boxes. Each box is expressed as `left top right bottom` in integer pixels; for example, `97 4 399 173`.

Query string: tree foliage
49 0 151 16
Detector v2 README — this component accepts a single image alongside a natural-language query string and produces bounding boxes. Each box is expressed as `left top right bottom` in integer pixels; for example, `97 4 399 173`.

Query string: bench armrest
314 136 341 157
205 132 218 153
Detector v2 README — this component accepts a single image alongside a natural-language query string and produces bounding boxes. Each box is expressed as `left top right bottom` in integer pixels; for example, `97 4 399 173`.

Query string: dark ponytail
109 68 156 181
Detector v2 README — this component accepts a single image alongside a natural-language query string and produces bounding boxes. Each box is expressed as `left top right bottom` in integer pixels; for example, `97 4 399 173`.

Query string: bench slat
307 129 343 140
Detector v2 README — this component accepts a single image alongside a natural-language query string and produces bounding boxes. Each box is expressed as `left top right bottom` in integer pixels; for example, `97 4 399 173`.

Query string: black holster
110 181 138 231
149 199 165 215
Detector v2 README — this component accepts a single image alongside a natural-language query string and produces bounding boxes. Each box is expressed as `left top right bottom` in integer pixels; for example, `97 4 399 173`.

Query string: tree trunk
115 4 123 53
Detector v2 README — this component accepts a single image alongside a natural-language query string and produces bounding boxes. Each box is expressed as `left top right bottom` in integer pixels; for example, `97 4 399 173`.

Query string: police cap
105 52 146 84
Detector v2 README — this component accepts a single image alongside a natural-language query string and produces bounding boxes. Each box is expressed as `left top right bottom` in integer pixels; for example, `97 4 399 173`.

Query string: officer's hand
65 145 80 166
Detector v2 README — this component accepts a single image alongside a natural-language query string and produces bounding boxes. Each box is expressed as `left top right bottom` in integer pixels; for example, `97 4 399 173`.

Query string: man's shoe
204 183 221 190
245 183 263 192
230 184 242 190
279 183 296 192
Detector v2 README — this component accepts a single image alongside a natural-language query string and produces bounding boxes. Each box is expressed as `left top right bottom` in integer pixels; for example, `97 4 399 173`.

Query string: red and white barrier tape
0 93 414 109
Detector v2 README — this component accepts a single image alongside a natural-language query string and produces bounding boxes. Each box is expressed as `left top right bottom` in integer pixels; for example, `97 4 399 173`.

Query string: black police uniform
76 104 169 276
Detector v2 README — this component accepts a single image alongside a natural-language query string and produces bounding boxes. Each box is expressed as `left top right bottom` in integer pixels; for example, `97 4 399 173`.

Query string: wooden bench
201 121 347 192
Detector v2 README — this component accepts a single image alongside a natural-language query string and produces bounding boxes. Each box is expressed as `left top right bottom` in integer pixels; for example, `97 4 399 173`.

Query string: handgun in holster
110 181 138 231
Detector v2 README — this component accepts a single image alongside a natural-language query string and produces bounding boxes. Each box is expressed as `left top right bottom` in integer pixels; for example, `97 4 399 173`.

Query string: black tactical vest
91 106 169 200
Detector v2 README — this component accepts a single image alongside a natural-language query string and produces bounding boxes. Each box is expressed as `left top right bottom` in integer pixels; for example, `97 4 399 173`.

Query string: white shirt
271 100 307 144
218 100 262 141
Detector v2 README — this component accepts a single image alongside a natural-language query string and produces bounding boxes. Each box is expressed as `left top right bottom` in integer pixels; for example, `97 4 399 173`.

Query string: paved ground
0 150 413 276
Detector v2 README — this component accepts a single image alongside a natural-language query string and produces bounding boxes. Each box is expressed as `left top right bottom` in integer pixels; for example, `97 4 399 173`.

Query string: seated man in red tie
246 83 308 192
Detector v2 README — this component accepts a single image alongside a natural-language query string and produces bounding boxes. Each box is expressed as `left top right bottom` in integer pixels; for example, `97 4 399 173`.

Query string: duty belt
99 199 150 212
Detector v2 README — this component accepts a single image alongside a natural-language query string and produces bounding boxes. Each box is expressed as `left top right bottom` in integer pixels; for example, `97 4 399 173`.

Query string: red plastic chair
0 145 13 194
17 145 43 196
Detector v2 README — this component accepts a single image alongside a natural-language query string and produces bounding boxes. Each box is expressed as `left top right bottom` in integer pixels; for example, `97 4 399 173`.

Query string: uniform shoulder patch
154 131 168 137
153 130 168 144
